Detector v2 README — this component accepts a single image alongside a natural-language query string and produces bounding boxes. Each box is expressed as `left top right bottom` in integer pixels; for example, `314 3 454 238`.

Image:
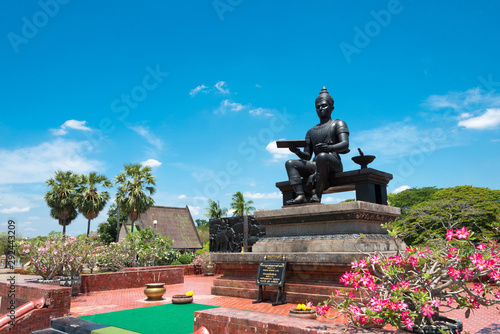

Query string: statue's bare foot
310 194 321 203
286 195 307 205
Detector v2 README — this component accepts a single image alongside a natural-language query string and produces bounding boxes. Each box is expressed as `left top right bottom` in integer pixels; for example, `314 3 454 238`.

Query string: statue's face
315 99 333 118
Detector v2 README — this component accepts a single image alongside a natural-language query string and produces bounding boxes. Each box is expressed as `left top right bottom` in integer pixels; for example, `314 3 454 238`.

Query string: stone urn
203 262 215 276
288 308 316 319
144 283 166 301
171 294 193 304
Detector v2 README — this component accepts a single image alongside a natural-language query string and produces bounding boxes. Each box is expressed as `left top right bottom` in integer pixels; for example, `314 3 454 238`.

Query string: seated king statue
285 86 349 205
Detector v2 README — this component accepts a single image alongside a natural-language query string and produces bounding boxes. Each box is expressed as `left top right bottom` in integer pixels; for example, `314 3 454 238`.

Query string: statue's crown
315 86 334 105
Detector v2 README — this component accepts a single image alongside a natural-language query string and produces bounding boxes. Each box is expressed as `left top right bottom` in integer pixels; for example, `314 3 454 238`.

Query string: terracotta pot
289 308 316 319
144 283 166 301
172 294 193 304
404 316 463 334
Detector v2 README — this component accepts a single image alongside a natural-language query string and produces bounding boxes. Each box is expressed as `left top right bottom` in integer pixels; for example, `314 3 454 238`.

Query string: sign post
252 260 287 306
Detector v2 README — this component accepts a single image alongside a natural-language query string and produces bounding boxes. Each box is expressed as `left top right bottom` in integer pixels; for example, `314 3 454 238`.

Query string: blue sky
1 1 499 237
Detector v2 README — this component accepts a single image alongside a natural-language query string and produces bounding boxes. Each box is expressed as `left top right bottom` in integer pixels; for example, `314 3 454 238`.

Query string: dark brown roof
139 206 202 250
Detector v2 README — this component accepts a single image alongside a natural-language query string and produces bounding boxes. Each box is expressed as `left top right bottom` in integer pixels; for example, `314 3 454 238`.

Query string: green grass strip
80 303 219 334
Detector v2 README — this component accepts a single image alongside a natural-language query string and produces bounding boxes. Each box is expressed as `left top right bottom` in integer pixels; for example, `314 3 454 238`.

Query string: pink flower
455 226 470 239
477 244 485 251
473 284 484 294
399 281 410 290
446 229 454 241
421 304 435 318
461 267 474 279
370 254 380 264
430 299 440 309
370 297 385 312
448 267 461 279
495 291 500 300
398 301 408 310
404 317 414 330
408 256 418 267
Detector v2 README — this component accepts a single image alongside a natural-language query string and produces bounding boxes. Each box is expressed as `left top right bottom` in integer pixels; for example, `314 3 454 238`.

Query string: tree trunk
63 219 66 236
116 205 120 242
87 218 91 237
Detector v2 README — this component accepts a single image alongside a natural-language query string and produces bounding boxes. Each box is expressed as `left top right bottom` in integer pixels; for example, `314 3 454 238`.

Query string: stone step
32 329 67 334
51 317 108 334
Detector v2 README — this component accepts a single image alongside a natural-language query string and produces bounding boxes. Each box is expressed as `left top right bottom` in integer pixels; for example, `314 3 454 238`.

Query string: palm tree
114 163 156 233
205 200 227 219
76 172 112 236
230 191 255 217
45 171 80 235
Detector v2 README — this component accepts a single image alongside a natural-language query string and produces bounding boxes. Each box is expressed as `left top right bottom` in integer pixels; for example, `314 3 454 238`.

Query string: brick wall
0 282 71 333
194 308 400 334
80 267 184 293
123 264 198 276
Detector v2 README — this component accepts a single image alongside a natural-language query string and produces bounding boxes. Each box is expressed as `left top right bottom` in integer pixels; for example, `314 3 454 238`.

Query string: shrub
178 253 193 264
171 261 182 265
96 243 130 272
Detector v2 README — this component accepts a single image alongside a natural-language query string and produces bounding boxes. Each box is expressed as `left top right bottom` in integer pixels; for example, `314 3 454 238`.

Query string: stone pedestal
211 201 402 304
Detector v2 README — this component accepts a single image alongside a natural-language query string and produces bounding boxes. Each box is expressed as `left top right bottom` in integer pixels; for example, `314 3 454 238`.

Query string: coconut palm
205 200 227 219
76 172 112 236
230 191 255 217
114 163 156 233
45 171 80 235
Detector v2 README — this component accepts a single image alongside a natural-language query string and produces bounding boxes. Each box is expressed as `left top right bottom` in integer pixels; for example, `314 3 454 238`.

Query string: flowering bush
315 227 500 331
20 235 67 280
192 255 206 266
96 243 131 272
124 228 178 266
64 235 102 276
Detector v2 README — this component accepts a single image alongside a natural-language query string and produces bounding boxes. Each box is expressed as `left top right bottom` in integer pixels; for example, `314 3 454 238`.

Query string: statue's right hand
289 143 299 153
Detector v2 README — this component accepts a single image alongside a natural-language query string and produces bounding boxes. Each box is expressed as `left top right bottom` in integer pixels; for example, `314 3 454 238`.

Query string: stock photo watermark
6 220 16 326
192 108 293 206
7 0 71 54
213 0 242 21
339 0 405 64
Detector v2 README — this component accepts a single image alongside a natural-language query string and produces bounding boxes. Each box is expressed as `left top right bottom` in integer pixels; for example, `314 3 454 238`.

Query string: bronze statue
285 87 349 205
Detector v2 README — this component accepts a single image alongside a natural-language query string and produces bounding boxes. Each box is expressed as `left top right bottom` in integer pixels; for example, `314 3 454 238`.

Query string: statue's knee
316 153 329 163
285 159 295 169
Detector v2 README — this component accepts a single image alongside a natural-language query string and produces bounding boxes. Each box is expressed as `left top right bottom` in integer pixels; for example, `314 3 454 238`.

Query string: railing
0 297 45 328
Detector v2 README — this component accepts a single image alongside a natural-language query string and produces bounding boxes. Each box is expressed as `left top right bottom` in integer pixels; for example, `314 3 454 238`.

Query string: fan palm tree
230 191 255 217
205 200 227 219
45 171 80 235
114 163 156 233
76 172 112 236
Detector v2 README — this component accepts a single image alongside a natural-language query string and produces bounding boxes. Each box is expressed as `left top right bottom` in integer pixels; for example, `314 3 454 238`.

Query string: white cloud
189 84 208 97
129 125 163 150
0 206 30 214
392 185 411 194
141 159 162 168
243 191 281 199
458 108 500 130
265 141 293 162
214 81 230 94
255 84 262 88
24 221 32 225
27 216 40 220
322 197 346 204
188 205 200 216
424 88 500 111
214 100 247 114
177 194 187 199
0 139 103 184
250 182 256 187
249 108 274 117
24 227 36 232
51 120 92 136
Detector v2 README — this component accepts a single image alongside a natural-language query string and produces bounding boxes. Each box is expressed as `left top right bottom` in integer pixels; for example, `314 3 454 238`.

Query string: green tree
76 172 112 237
387 187 439 216
205 200 227 219
387 186 500 246
230 191 255 217
97 203 128 244
45 171 80 235
124 228 177 266
115 164 156 233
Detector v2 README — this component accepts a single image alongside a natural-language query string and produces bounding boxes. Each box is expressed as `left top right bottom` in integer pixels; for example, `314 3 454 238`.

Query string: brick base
194 308 402 334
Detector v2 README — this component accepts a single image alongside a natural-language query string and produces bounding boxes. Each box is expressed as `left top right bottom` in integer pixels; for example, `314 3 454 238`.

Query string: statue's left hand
315 143 332 153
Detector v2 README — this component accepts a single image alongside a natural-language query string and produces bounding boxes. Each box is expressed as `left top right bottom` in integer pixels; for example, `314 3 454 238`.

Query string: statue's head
315 86 334 118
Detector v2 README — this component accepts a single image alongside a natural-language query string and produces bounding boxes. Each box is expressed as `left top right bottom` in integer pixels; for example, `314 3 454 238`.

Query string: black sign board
253 260 287 306
255 260 286 287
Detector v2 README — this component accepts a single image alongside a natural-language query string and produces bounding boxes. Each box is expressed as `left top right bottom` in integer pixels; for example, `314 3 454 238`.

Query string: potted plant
172 291 194 304
314 227 500 333
289 302 316 319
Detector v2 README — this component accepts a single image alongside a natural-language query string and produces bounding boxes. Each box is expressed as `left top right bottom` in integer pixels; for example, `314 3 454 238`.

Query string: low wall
123 264 198 276
194 308 399 334
80 267 183 293
0 282 71 333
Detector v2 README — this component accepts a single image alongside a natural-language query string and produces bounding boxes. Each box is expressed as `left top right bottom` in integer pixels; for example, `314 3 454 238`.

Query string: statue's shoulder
332 119 349 134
